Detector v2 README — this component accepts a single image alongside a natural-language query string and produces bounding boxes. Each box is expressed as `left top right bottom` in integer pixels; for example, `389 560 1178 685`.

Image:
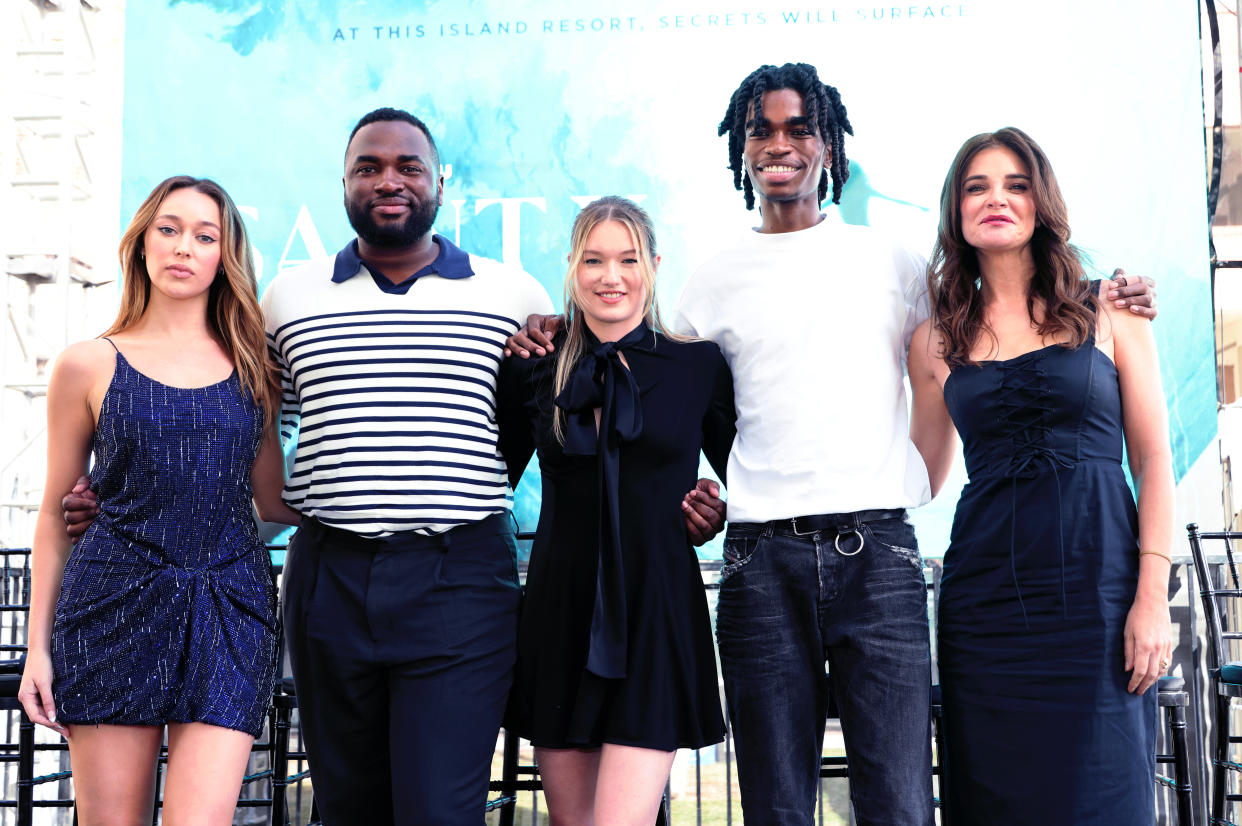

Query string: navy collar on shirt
331 234 475 295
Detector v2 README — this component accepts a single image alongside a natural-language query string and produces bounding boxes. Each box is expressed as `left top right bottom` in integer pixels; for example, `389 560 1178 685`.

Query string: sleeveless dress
499 328 735 750
51 343 278 737
937 324 1156 824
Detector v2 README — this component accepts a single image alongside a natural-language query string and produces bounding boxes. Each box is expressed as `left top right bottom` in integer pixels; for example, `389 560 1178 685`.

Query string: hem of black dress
523 729 727 752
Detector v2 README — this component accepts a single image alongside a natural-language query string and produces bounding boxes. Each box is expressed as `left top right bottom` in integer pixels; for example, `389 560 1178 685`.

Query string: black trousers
283 514 520 825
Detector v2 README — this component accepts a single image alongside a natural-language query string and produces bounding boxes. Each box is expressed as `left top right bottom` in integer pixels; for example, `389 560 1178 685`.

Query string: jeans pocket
864 518 923 572
719 532 761 583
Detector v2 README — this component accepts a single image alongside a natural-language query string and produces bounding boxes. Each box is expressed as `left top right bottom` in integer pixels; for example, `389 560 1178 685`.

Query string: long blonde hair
552 196 684 442
107 176 281 430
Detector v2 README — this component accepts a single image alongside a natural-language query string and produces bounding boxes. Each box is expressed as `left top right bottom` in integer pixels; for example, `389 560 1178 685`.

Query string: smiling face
573 220 651 341
959 146 1037 256
742 88 831 211
343 120 443 250
141 187 223 302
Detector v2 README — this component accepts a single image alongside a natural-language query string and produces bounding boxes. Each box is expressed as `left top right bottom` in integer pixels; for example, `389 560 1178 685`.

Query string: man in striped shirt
257 108 556 824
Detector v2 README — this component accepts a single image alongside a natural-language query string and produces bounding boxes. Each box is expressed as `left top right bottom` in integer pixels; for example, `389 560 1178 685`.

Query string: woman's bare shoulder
52 339 117 385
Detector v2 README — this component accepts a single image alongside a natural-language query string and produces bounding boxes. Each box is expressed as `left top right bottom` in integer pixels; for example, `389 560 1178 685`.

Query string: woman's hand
18 651 67 737
1123 591 1172 694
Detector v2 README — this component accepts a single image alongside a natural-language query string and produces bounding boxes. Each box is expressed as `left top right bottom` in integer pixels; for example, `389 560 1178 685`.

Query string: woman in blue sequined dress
907 129 1173 824
19 176 300 824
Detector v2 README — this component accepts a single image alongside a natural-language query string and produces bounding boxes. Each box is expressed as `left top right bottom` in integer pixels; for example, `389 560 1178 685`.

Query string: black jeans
283 514 520 825
716 509 934 826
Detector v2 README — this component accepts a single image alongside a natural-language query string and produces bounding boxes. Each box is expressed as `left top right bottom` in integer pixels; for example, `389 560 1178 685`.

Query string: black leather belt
300 512 511 553
762 508 906 537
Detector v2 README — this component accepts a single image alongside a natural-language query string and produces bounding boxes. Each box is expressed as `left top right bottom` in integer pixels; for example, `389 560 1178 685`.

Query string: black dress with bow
498 325 735 750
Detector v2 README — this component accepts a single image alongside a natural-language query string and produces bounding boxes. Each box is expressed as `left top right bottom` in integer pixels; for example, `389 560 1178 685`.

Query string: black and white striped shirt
261 237 553 537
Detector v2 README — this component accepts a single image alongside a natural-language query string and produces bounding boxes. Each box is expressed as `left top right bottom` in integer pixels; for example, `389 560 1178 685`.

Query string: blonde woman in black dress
499 197 735 825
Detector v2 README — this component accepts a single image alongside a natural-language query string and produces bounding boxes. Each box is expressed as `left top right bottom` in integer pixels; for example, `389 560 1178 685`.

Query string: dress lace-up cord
997 361 1074 629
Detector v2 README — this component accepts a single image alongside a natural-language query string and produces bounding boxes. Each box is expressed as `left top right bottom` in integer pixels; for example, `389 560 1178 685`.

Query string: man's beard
345 193 441 249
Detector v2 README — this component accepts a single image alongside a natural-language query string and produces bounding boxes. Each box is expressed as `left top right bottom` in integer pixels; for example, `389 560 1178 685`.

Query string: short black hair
345 107 439 168
718 63 853 210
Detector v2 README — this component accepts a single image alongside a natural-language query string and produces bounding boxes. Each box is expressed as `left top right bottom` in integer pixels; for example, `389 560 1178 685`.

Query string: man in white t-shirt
676 62 939 826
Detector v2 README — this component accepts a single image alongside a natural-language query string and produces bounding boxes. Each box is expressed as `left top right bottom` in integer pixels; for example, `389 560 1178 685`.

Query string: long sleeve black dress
498 326 736 750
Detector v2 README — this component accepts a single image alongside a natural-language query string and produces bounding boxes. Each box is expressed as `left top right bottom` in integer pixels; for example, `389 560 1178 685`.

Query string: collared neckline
331 234 475 294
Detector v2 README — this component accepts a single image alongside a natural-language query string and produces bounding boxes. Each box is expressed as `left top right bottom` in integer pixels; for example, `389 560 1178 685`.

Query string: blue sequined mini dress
51 341 278 737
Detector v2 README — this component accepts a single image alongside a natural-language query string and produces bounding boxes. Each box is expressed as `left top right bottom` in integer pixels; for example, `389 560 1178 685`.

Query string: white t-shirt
674 214 931 522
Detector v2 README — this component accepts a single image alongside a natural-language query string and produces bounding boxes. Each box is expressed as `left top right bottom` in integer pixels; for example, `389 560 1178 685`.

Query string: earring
139 249 145 259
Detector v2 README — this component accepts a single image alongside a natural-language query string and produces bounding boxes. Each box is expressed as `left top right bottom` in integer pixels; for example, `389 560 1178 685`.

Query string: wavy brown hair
928 127 1095 367
106 176 281 429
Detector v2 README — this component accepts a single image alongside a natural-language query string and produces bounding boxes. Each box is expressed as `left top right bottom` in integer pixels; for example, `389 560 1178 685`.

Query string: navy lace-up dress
938 327 1156 824
50 342 278 737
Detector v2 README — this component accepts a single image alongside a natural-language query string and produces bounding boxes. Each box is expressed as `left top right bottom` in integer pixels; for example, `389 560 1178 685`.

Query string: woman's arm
1108 297 1174 694
701 349 736 485
251 426 301 526
681 348 737 547
495 356 537 492
19 344 102 734
907 320 957 498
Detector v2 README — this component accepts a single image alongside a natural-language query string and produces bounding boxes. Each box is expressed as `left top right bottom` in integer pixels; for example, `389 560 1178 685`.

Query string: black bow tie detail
554 323 647 455
553 322 650 679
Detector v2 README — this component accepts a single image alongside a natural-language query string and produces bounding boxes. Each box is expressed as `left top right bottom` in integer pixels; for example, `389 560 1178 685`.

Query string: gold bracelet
1138 549 1172 562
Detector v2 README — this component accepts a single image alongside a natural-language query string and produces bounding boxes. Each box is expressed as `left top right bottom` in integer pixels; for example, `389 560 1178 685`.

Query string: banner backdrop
121 0 1214 556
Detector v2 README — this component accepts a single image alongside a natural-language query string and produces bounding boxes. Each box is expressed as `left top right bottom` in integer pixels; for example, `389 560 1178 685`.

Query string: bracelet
1138 549 1172 562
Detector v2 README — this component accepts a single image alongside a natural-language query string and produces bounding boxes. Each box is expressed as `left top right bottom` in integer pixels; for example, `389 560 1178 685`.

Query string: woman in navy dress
499 197 735 825
907 129 1173 824
19 176 299 824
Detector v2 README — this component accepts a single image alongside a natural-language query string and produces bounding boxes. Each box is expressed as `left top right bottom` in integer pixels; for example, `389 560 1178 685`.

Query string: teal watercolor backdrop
122 0 1215 558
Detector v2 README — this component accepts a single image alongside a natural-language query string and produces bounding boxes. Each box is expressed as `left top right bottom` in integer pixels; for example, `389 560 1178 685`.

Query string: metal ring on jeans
834 529 865 557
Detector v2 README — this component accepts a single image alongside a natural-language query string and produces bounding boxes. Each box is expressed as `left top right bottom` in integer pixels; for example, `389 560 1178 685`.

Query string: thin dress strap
100 336 119 353
1086 278 1102 344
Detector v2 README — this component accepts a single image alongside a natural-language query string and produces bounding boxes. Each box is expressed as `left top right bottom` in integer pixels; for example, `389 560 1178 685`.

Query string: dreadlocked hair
718 63 854 210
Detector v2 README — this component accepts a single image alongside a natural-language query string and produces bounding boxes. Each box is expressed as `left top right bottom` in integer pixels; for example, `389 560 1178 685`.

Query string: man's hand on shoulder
505 314 563 358
1107 269 1157 320
62 475 98 542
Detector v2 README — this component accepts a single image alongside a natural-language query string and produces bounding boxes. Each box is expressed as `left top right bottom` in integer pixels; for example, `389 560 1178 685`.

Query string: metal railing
0 546 1201 825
